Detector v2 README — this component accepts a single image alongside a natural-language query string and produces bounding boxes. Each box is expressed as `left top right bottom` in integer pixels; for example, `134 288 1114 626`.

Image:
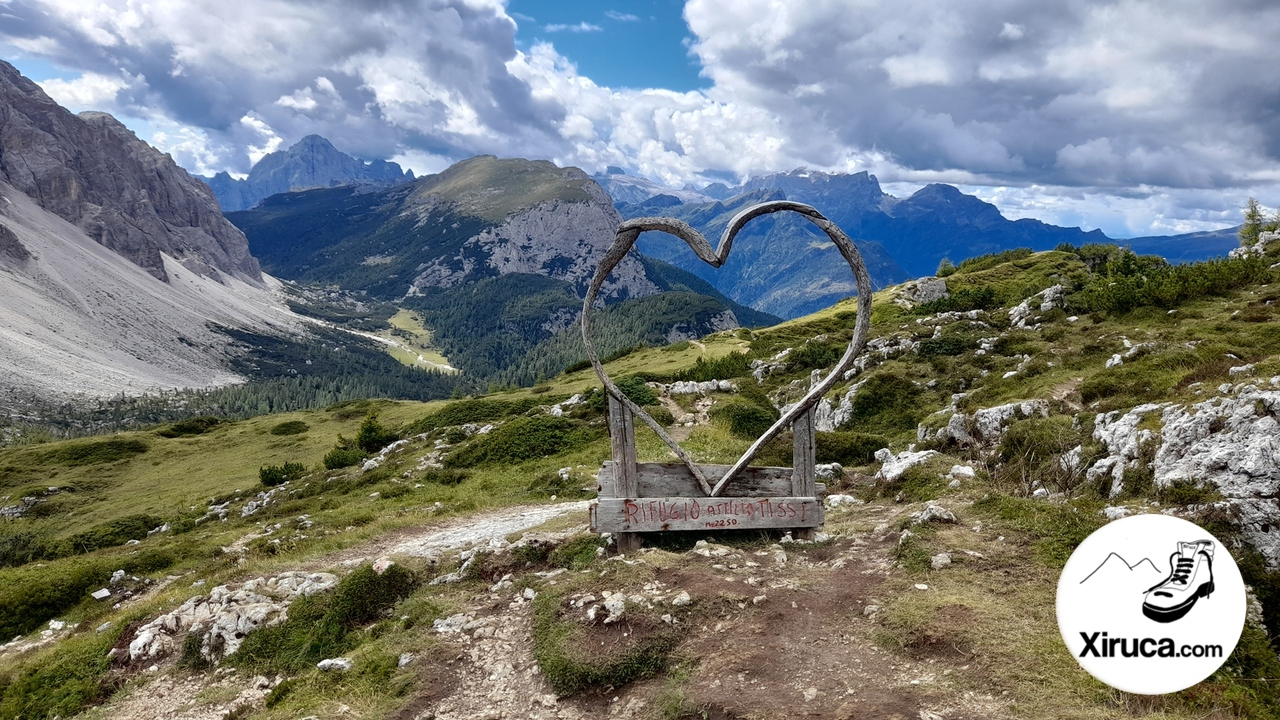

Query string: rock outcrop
1085 387 1280 566
0 61 261 285
920 400 1051 447
129 572 338 663
203 134 413 212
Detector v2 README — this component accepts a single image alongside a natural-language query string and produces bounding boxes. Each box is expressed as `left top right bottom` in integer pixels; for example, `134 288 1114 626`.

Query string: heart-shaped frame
581 200 872 497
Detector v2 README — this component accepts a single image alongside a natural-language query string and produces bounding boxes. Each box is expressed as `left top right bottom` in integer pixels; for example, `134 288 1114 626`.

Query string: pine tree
1241 197 1264 247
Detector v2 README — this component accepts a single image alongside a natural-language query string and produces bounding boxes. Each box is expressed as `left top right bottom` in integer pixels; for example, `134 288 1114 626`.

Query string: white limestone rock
128 571 338 663
894 277 949 308
874 448 939 482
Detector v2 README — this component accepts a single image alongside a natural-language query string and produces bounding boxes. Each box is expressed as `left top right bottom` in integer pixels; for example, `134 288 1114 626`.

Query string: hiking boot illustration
1142 540 1214 623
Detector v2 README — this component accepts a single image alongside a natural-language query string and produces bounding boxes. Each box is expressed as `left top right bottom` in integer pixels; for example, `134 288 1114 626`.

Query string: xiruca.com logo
1056 514 1246 695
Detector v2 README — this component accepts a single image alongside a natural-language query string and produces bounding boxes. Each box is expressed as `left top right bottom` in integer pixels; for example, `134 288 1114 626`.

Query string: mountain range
598 168 1242 318
202 135 414 212
226 155 778 381
0 60 299 404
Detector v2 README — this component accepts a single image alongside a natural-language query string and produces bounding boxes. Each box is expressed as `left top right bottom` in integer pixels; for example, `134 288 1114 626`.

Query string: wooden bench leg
617 532 642 554
792 405 818 541
608 394 641 554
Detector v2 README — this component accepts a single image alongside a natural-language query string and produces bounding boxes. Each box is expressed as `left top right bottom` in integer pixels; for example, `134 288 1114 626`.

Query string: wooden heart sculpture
581 200 872 497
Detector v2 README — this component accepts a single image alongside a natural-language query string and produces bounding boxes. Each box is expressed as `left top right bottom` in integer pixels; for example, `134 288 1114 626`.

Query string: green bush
936 258 957 277
0 625 120 720
955 248 1033 274
845 373 923 434
323 436 365 469
355 412 398 454
615 376 657 406
788 341 842 371
710 399 776 439
156 416 223 438
917 286 999 314
998 417 1078 464
39 437 148 466
0 526 57 569
531 591 678 696
548 535 606 570
0 560 110 638
408 396 551 434
268 420 310 436
816 431 887 466
259 461 307 487
232 563 418 673
671 352 750 382
918 335 973 357
645 404 675 426
444 426 468 444
971 494 1104 568
1074 254 1270 313
445 417 598 467
63 514 163 555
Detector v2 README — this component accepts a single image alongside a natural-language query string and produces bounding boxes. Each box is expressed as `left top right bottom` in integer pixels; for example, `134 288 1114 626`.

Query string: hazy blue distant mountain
617 189 912 319
1121 226 1241 263
202 135 413 212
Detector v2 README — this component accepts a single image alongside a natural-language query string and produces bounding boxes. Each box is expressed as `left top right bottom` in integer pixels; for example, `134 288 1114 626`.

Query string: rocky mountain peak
0 60 261 284
202 134 413 212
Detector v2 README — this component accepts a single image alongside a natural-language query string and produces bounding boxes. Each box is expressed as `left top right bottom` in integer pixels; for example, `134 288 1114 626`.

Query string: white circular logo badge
1056 514 1246 695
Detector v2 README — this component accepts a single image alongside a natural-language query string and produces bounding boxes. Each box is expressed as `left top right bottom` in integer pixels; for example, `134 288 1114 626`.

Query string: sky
3 0 1279 238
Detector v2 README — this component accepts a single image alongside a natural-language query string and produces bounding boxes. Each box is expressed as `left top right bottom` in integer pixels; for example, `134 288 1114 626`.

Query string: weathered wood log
791 406 818 540
597 462 826 499
607 395 642 553
591 496 824 533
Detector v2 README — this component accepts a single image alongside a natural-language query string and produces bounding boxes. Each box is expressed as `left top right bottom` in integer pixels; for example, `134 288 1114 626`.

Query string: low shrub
955 248 1033 274
0 624 121 719
444 417 598 467
971 494 1104 567
616 376 657 407
259 461 307 487
531 591 678 696
323 438 365 470
917 335 973 357
39 437 148 466
231 563 418 673
815 431 887 466
444 427 468 444
355 412 398 454
0 560 111 638
0 526 57 569
845 373 924 434
63 514 163 555
156 416 223 438
408 396 551 434
917 286 999 314
268 420 309 436
787 341 843 371
709 400 775 439
548 535 606 570
644 404 675 426
672 352 750 382
528 469 590 498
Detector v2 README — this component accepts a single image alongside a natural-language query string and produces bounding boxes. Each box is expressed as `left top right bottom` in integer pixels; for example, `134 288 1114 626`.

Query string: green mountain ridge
228 155 779 383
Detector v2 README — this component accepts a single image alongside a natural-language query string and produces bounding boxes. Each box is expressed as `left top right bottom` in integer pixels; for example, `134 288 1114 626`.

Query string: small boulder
317 658 353 672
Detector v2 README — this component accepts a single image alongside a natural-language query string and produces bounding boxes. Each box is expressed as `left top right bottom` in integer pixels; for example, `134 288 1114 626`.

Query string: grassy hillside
1 240 1278 719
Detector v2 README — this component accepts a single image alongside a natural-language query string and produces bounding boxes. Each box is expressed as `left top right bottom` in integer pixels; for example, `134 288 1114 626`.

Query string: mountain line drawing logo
1078 539 1216 624
1056 514 1245 695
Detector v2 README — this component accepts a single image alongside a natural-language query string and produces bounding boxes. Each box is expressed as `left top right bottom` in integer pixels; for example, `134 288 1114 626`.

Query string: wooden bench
589 395 825 552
